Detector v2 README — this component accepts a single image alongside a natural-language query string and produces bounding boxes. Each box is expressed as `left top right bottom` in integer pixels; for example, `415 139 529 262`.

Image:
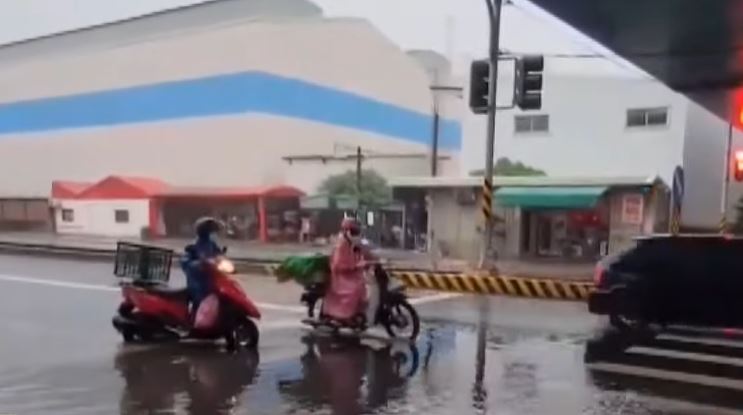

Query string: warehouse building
0 0 460 234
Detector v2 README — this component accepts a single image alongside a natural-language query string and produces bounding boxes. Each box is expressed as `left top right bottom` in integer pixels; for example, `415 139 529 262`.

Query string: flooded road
0 254 742 414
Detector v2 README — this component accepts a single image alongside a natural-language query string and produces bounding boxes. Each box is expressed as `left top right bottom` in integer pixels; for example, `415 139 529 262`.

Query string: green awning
494 186 607 209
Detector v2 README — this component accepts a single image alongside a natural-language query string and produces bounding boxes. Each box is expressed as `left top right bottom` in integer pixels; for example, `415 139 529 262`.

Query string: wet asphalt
0 254 741 415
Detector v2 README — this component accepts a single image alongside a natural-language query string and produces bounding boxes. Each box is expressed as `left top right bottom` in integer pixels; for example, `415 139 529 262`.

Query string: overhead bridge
525 0 743 122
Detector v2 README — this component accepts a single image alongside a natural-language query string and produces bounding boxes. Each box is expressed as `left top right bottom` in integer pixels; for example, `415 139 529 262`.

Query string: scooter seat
148 286 190 300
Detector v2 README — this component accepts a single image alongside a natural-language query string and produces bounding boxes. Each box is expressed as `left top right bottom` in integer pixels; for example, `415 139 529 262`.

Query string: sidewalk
0 232 594 280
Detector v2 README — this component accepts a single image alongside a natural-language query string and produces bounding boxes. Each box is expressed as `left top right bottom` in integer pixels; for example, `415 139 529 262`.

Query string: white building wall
461 73 688 185
0 116 440 198
0 18 457 197
682 102 743 228
55 199 149 237
0 19 432 112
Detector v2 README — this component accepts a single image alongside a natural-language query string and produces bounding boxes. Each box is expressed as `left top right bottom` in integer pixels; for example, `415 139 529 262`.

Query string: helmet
340 217 361 236
194 216 223 238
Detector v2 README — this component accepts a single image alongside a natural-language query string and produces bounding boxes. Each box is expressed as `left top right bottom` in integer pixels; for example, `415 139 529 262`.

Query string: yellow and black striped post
720 216 728 235
481 178 494 224
670 211 680 235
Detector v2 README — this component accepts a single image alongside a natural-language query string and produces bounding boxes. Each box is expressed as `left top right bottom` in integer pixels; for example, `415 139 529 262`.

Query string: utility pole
356 146 363 219
430 84 463 177
431 100 440 177
481 0 502 266
721 121 734 233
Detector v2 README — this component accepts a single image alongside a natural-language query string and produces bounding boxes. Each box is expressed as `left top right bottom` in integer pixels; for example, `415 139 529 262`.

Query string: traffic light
469 59 490 114
734 151 743 181
514 55 544 111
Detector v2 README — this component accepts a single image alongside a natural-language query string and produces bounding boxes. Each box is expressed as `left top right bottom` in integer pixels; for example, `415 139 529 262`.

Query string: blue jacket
181 237 222 306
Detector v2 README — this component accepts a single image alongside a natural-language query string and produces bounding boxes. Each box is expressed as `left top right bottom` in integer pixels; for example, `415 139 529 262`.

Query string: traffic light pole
481 0 502 266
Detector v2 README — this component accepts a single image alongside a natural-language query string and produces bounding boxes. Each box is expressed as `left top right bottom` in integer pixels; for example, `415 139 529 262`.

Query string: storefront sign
621 194 644 225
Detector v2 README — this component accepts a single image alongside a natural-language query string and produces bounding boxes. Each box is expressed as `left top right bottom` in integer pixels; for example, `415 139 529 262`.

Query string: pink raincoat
322 236 367 321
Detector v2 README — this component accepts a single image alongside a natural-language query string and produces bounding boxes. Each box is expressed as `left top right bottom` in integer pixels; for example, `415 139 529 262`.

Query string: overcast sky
0 0 606 59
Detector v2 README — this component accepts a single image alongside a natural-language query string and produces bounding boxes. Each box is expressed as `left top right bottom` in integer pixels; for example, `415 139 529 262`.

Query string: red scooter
112 242 261 350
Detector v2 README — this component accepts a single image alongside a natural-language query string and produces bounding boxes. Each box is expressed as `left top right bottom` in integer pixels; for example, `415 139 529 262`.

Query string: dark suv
589 235 743 330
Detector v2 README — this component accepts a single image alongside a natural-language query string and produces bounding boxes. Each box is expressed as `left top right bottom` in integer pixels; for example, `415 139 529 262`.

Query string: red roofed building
52 176 304 241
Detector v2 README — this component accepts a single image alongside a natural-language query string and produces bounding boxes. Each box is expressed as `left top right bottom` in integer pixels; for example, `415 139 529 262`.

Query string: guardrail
0 241 593 301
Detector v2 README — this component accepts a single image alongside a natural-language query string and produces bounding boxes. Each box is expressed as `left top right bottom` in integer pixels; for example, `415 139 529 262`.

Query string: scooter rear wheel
384 300 420 341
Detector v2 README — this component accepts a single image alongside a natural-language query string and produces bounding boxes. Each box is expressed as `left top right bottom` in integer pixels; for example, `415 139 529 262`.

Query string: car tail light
593 264 605 287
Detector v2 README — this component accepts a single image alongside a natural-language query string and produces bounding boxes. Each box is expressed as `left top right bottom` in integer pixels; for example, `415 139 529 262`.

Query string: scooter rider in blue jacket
181 217 225 314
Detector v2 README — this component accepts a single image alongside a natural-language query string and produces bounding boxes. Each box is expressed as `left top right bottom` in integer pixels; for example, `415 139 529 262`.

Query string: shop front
497 186 610 261
389 175 669 264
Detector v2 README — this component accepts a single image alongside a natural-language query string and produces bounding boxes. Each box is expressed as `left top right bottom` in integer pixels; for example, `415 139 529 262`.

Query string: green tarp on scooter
275 254 331 287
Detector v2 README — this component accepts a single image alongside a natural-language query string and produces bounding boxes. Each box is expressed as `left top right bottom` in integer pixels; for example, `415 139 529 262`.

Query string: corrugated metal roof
51 181 93 198
0 0 322 67
389 175 664 189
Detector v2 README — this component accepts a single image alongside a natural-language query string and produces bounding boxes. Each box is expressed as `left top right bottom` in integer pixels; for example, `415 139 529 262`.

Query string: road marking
657 333 743 349
669 324 743 337
627 346 743 367
259 319 305 330
0 273 455 315
409 293 461 305
257 303 305 314
587 361 743 391
0 273 119 292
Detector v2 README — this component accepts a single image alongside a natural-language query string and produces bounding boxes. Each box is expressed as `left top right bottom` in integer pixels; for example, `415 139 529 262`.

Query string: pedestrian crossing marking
627 346 743 367
587 361 743 391
656 333 743 349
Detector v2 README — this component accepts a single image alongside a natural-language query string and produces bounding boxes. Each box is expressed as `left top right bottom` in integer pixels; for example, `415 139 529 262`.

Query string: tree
470 157 546 177
318 169 392 207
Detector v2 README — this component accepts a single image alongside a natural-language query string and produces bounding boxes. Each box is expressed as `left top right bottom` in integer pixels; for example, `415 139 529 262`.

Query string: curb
0 241 278 275
0 241 593 301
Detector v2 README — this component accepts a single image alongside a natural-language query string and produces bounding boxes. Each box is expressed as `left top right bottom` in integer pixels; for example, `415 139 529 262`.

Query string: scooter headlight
217 259 236 274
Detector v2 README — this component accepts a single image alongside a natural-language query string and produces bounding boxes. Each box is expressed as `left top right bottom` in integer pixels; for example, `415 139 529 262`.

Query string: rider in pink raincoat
323 218 370 323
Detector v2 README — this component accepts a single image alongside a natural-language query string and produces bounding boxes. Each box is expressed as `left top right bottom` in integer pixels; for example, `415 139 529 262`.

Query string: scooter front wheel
384 300 420 341
226 318 259 351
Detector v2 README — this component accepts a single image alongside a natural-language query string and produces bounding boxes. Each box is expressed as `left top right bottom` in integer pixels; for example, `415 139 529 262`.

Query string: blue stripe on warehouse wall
0 71 461 149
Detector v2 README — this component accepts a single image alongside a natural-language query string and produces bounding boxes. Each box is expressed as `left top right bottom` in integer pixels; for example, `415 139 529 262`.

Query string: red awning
51 175 304 201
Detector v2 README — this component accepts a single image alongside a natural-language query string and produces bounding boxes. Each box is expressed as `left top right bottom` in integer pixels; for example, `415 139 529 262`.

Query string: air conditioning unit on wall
456 188 478 206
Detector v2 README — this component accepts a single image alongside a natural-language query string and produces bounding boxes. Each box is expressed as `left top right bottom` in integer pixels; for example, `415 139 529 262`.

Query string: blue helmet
194 217 223 239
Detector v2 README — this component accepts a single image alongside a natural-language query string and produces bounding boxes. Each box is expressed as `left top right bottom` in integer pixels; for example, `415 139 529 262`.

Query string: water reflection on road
277 335 420 414
115 344 259 415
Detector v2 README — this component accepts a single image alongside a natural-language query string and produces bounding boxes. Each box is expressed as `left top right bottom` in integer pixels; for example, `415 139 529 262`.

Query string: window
626 107 669 128
514 114 549 134
115 209 130 224
61 209 74 223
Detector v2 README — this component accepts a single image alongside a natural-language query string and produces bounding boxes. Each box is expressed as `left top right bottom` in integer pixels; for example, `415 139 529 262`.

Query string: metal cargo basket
114 242 174 284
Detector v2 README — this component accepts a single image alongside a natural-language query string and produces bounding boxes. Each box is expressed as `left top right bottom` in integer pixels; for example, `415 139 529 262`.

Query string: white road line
259 319 305 330
658 333 743 349
0 273 119 292
587 361 743 391
0 273 454 315
669 324 743 337
257 303 305 314
627 346 743 367
0 273 307 313
409 293 462 305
